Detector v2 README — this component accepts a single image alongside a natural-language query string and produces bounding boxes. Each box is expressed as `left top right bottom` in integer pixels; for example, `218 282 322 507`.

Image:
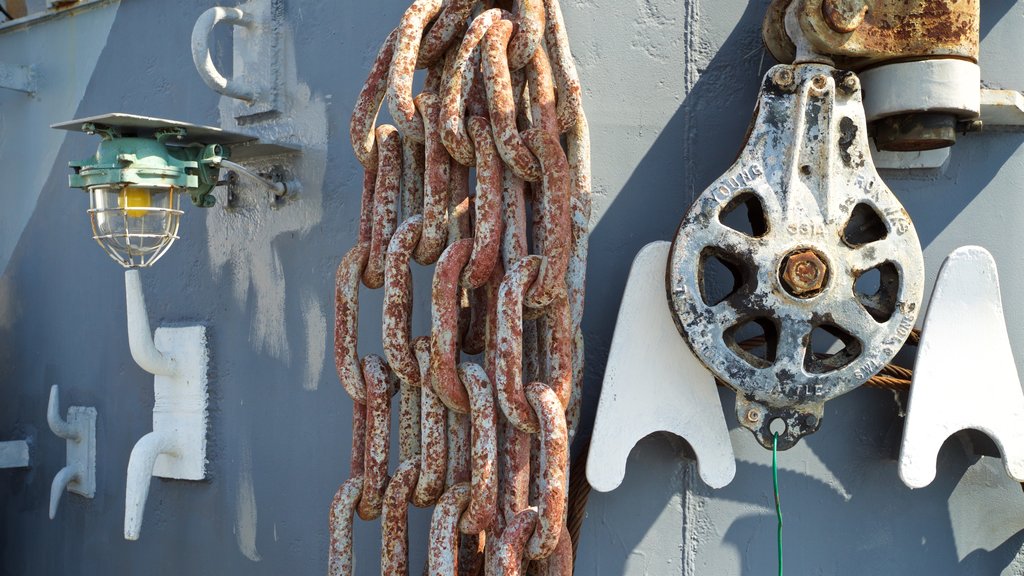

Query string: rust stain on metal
358 168 377 244
439 8 508 167
334 243 370 403
483 20 543 182
350 28 399 169
401 138 425 219
522 129 570 309
446 410 472 487
418 0 476 68
455 363 498 535
414 92 452 265
383 216 425 389
527 48 559 137
387 0 444 143
449 160 472 242
495 256 543 433
327 477 363 576
399 380 422 462
429 239 475 412
380 459 421 575
508 0 545 71
781 249 829 296
501 170 529 268
357 355 393 521
464 117 505 288
427 483 472 575
524 382 568 560
764 0 979 68
414 337 449 508
493 508 539 574
365 125 403 289
543 0 584 132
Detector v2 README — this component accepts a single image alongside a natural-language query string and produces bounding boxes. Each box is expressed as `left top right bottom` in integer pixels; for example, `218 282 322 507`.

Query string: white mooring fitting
587 241 736 492
899 246 1024 488
123 270 209 540
46 385 97 519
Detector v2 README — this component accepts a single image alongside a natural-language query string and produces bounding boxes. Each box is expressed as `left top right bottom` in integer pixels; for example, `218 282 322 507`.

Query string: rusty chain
330 1 589 574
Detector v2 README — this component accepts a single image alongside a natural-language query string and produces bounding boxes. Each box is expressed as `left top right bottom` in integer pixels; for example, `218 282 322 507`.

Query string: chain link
330 0 590 573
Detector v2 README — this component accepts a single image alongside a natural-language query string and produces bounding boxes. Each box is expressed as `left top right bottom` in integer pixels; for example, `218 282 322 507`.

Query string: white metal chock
46 385 97 519
899 246 1024 488
123 270 209 540
587 241 736 492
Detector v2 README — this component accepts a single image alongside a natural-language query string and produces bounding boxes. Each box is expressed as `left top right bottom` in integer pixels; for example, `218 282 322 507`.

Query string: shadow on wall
580 0 771 449
712 386 1024 575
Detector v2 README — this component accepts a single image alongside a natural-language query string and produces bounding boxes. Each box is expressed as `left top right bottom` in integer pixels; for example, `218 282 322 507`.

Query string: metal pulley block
668 63 925 450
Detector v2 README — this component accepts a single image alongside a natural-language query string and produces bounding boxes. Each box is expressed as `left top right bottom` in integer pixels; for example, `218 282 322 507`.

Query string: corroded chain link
330 1 589 574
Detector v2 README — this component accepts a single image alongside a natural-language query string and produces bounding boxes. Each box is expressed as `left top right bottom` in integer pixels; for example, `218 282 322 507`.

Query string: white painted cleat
587 241 736 492
899 246 1024 488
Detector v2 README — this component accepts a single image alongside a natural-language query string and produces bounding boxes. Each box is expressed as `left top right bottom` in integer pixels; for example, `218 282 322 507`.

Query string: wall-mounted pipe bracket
0 61 36 94
123 269 208 540
899 246 1024 488
191 0 282 122
46 385 96 519
0 440 29 469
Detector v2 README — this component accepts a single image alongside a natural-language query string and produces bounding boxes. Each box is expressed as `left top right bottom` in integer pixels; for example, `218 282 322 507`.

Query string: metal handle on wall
191 6 255 103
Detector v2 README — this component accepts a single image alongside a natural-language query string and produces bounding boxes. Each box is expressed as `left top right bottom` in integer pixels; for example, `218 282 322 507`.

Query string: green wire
773 432 783 576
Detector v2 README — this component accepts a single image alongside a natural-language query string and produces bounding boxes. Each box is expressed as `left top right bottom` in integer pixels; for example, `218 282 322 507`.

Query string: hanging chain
330 1 590 574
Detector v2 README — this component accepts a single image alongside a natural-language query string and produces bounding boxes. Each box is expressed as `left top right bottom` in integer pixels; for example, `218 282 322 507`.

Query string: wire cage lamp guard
88 185 183 268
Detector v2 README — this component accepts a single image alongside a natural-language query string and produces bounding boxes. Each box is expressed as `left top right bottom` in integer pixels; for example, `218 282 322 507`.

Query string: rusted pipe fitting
763 0 980 70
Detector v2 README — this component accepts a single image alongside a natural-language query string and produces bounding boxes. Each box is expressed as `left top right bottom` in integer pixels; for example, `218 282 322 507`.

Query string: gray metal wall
0 0 1022 574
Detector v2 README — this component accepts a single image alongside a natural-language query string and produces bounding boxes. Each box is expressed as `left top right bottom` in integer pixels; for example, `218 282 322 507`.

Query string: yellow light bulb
119 187 152 218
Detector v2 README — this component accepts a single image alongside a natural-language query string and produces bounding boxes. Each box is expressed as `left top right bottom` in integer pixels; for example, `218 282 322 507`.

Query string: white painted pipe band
860 59 980 122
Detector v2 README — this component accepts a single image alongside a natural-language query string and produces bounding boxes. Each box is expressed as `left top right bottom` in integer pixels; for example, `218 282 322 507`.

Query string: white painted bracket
899 246 1024 488
191 0 282 121
980 89 1024 128
0 440 29 468
0 61 36 94
46 385 96 519
123 270 209 540
587 241 736 492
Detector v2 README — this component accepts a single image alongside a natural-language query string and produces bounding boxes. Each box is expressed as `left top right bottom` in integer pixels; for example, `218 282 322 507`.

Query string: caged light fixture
52 113 297 268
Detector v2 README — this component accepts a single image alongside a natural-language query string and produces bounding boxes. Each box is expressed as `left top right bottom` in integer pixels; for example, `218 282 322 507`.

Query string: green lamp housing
67 125 226 268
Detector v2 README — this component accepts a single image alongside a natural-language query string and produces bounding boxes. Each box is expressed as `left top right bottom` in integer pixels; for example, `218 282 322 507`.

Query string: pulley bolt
781 249 828 296
822 0 868 33
746 409 761 423
810 75 829 94
841 73 859 94
773 67 794 89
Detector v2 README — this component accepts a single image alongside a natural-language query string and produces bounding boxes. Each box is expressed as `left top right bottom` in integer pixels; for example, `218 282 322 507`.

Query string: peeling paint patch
301 292 326 391
235 442 262 562
206 19 329 383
